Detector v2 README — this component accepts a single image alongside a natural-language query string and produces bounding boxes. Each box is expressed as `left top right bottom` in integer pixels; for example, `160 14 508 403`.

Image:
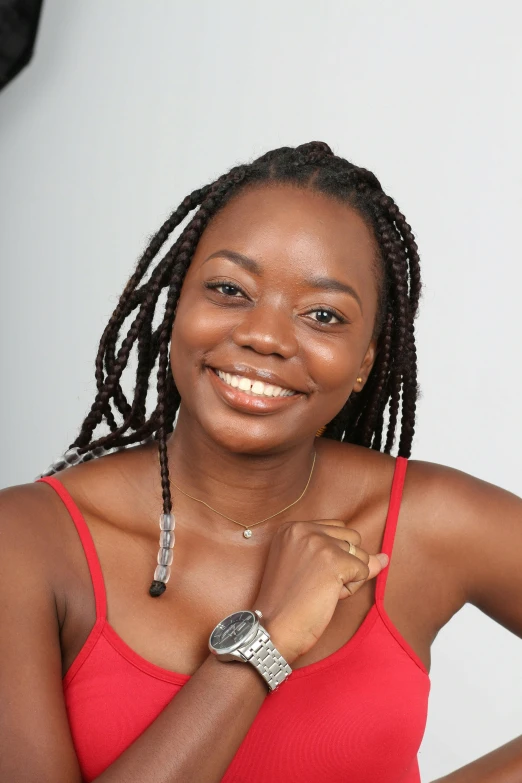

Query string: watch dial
210 611 256 652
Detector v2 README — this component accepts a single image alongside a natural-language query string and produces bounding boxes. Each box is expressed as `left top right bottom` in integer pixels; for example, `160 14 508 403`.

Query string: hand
253 519 388 664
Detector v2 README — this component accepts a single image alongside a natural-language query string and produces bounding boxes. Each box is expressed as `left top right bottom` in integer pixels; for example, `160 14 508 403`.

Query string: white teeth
215 370 296 398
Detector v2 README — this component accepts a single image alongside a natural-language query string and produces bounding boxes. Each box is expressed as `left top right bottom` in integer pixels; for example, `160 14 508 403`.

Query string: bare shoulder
404 457 521 542
0 480 84 778
394 456 522 569
0 478 69 555
405 456 519 496
403 459 522 636
0 479 79 628
0 445 157 643
0 478 65 632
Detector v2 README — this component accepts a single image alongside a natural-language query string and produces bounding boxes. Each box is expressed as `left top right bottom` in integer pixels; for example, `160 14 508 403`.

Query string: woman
1 142 521 783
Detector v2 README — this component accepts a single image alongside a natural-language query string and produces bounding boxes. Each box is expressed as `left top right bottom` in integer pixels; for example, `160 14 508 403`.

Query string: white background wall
1 2 521 780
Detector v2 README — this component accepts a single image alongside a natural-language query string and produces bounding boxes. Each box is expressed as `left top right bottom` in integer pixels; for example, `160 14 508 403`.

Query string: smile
214 369 296 398
207 367 304 415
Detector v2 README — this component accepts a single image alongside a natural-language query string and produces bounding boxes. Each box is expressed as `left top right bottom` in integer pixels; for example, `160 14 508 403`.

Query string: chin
204 413 295 454
178 402 300 455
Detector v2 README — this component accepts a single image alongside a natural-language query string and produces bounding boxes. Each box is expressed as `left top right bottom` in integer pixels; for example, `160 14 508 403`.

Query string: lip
207 367 305 415
207 363 308 395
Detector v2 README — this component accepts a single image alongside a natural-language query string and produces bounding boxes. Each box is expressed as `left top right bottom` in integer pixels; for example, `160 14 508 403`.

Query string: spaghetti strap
36 475 107 621
375 456 408 604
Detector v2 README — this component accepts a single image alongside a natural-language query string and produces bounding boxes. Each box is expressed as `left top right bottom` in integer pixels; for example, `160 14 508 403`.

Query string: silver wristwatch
208 609 292 693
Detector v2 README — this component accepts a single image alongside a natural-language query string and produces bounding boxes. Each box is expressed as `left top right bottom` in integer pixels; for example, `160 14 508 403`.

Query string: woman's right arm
0 486 278 783
0 486 384 783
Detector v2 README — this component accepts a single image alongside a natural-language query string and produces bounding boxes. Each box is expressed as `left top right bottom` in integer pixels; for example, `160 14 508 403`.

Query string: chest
58 498 435 680
65 610 430 783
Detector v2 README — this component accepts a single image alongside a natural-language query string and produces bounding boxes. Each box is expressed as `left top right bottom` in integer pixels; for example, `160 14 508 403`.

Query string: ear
354 337 378 392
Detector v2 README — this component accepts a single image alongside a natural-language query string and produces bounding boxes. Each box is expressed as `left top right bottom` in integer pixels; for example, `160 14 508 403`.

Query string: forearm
432 734 522 783
94 652 269 783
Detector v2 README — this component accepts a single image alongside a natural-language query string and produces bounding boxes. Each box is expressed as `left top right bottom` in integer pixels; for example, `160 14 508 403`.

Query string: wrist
252 611 299 666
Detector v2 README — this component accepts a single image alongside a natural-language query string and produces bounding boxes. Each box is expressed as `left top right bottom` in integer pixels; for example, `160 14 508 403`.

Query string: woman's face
170 184 380 453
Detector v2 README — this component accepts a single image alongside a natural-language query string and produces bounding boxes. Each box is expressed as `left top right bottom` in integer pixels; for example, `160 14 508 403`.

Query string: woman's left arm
425 465 522 783
432 734 522 783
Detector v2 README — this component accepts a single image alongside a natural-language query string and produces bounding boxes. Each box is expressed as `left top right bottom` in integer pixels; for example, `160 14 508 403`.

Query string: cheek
169 296 226 379
305 337 361 398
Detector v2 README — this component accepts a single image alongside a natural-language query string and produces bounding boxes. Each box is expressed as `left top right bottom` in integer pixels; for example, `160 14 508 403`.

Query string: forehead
193 184 378 288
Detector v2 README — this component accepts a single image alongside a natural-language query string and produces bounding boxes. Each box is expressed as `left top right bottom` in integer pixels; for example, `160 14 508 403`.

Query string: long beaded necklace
149 450 317 597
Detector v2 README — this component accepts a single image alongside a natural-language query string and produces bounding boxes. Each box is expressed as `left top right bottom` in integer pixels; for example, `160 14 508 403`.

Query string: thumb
367 552 389 580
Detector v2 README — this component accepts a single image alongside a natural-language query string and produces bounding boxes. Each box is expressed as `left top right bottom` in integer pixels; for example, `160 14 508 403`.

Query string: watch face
210 611 257 653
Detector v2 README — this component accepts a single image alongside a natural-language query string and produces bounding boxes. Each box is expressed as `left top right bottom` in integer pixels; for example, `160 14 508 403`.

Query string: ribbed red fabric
36 456 430 782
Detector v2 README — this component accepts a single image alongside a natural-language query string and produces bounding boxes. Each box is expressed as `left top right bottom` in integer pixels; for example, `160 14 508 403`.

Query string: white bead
154 564 171 583
159 513 175 531
159 530 175 548
63 447 81 465
157 548 174 566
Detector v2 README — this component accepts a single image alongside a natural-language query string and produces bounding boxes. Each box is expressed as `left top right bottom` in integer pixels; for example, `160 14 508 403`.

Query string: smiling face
170 183 381 453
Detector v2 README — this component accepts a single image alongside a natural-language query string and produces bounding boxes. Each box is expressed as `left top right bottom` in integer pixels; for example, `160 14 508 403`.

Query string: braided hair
41 141 421 596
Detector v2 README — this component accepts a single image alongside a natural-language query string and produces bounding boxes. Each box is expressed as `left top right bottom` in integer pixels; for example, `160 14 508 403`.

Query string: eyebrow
305 276 363 314
202 248 363 313
203 249 261 275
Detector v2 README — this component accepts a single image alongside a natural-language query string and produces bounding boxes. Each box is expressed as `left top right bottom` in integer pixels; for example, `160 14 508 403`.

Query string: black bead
149 580 166 597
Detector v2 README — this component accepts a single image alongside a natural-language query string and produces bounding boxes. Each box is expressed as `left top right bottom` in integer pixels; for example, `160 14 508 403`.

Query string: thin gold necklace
167 450 317 538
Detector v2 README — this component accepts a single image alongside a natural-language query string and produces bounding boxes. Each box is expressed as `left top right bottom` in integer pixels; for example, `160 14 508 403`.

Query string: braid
364 312 393 451
41 140 422 597
91 186 213 436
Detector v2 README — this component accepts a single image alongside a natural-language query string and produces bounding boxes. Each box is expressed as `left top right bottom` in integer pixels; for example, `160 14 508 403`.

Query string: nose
231 303 299 359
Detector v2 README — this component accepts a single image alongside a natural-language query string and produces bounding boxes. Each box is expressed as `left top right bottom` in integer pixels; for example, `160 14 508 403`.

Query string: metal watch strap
241 627 292 692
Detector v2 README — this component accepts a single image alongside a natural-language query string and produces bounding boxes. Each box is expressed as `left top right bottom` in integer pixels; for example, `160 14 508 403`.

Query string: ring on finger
346 541 357 556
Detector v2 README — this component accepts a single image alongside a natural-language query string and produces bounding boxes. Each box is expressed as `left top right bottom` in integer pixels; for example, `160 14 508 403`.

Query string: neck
163 407 317 541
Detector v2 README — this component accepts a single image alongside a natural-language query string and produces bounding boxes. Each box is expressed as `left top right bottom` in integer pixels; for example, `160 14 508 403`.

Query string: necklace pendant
243 529 253 538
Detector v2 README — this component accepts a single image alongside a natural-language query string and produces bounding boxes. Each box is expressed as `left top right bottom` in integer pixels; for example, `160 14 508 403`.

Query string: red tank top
36 456 430 782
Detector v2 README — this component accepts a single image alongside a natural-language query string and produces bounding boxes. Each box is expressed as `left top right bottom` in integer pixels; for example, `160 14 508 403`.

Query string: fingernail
377 553 389 568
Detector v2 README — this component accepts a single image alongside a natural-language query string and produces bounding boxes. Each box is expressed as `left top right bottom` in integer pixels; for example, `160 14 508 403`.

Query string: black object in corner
0 0 44 92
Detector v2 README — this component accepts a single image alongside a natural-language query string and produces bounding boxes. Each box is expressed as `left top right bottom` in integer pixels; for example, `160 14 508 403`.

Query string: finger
312 521 362 548
312 523 386 581
337 552 388 599
336 541 370 565
339 548 386 580
366 553 388 580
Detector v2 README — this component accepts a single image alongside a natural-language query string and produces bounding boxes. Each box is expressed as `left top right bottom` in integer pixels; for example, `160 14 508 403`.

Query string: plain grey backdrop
1 2 521 780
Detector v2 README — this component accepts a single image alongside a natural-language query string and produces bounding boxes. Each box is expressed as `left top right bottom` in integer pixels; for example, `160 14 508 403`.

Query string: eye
204 280 247 298
306 308 347 326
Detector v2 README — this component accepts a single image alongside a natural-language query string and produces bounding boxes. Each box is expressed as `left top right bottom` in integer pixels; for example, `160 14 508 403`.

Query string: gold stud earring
315 425 327 437
357 376 363 383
